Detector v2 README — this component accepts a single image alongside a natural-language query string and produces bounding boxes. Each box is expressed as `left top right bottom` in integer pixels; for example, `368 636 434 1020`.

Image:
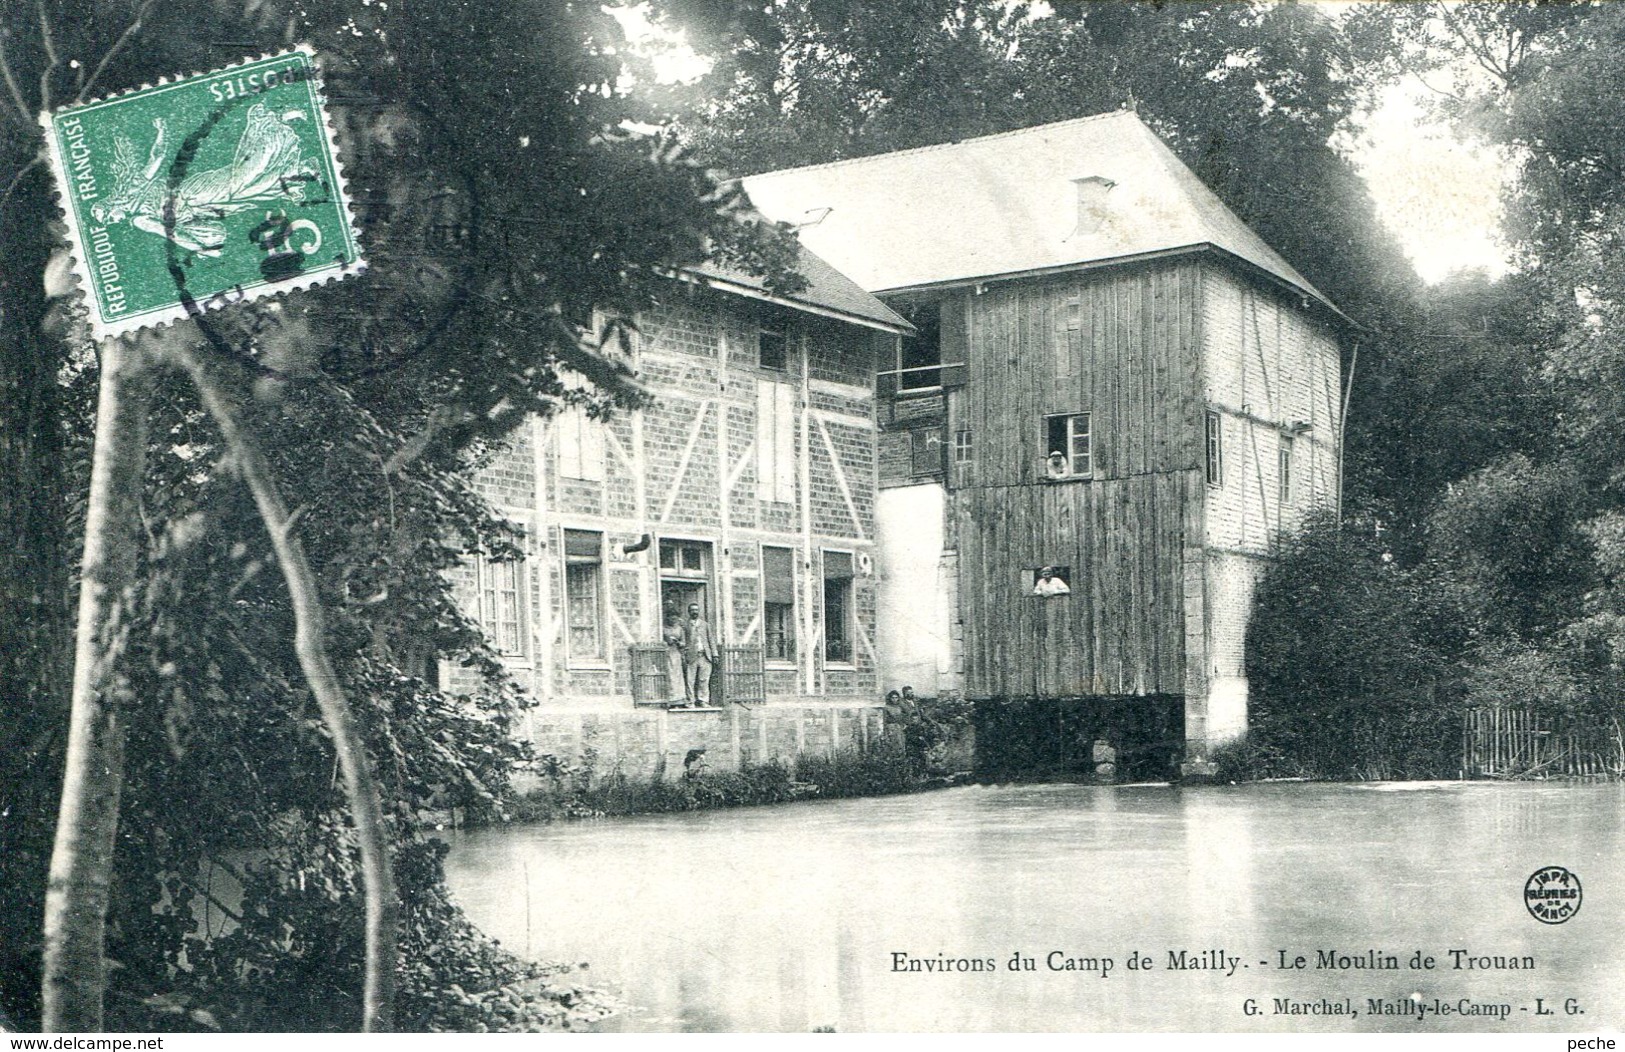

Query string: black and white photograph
1 0 1621 1039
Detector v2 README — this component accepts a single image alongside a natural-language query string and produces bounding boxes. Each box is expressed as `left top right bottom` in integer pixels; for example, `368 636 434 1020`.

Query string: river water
442 781 1624 1032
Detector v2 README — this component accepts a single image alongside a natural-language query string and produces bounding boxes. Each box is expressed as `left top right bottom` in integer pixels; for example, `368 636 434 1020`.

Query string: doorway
658 538 721 704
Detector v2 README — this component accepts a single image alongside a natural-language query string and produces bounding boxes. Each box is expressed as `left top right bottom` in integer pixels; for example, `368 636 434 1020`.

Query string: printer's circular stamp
1524 865 1581 924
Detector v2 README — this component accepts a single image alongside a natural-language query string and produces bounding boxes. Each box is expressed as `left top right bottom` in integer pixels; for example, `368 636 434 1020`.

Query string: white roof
741 110 1336 312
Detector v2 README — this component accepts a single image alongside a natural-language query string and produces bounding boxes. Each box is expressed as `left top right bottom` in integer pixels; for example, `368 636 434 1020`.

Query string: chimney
1071 176 1116 236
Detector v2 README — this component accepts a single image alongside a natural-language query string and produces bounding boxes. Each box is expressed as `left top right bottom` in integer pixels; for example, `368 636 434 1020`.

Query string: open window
879 300 965 396
1031 565 1073 598
898 302 941 390
759 327 788 372
1043 412 1092 479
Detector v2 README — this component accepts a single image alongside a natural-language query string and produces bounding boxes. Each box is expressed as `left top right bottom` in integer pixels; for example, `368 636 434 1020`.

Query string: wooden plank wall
950 259 1202 699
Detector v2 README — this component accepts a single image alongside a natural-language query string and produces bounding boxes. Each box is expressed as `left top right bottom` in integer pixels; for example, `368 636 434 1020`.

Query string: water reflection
442 782 1624 1032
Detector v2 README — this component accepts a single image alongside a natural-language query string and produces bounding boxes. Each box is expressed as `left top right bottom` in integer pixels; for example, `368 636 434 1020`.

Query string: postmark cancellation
39 46 364 341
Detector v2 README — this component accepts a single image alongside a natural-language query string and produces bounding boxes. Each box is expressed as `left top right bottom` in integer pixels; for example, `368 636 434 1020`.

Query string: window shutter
755 383 776 500
558 408 582 480
762 546 795 604
557 406 606 482
564 528 600 562
774 383 795 503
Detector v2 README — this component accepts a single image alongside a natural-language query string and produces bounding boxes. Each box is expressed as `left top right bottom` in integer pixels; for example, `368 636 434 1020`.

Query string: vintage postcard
2 0 1620 1043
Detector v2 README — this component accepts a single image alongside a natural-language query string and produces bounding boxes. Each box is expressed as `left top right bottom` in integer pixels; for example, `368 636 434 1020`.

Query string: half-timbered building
743 111 1351 770
443 247 911 777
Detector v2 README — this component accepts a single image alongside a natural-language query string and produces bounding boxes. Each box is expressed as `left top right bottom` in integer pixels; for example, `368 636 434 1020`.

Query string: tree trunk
0 161 73 1030
41 335 152 1033
171 344 397 1032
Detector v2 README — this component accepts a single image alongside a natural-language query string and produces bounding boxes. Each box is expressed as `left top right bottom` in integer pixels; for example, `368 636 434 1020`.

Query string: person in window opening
681 602 717 706
1033 566 1071 597
662 603 686 706
1047 450 1068 476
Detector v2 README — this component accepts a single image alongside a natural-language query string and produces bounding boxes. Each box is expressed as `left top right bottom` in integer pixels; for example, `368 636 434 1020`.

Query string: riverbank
503 742 971 823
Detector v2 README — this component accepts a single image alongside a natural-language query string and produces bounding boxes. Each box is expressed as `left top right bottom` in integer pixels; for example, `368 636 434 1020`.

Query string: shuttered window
563 529 604 662
557 405 606 482
756 381 796 503
822 550 853 664
762 545 795 663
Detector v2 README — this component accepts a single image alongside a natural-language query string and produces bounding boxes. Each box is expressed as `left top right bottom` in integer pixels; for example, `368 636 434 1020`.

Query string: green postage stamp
41 46 363 340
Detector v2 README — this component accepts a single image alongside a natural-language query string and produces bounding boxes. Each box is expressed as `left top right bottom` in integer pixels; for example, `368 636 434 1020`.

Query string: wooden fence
1461 706 1623 778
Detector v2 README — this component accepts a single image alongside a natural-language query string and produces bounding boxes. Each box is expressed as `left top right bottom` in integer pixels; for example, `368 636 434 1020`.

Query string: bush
509 744 928 821
1245 511 1462 780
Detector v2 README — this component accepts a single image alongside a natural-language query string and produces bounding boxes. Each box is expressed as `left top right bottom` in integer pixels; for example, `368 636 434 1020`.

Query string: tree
1 0 802 1031
1244 512 1459 779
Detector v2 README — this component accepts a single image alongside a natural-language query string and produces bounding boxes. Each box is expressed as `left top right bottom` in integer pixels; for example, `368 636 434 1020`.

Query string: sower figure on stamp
681 603 717 706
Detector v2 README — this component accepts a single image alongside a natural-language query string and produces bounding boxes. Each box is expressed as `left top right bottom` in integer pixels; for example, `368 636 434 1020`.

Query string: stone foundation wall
518 703 890 785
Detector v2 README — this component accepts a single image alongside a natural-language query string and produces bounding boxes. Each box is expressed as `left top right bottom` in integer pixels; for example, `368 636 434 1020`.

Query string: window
761 545 796 664
1031 565 1072 598
563 529 604 662
756 381 796 503
822 550 854 664
659 538 707 575
954 429 974 466
911 429 941 476
557 405 606 481
1205 411 1224 486
476 554 525 656
1044 413 1092 478
759 328 788 372
1279 434 1294 501
898 301 942 390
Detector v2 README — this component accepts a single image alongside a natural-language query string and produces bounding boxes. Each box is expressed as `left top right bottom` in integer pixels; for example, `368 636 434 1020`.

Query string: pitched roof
683 242 912 334
740 110 1340 316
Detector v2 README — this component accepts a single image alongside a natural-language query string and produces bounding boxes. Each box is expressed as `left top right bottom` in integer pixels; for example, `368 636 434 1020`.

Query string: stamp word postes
41 47 363 341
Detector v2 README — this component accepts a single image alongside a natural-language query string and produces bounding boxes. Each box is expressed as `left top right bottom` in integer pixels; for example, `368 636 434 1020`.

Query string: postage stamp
40 46 363 341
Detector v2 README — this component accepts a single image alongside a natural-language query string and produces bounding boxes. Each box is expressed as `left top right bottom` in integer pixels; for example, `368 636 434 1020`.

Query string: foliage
895 695 974 774
509 743 928 822
1244 511 1463 780
651 0 1417 319
0 0 808 1031
1422 454 1595 643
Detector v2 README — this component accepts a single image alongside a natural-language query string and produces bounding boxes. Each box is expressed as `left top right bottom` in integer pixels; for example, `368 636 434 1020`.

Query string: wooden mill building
443 246 911 777
743 112 1350 768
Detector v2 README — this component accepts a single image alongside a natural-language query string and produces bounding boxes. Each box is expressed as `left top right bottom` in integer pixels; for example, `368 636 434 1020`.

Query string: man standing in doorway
681 602 717 705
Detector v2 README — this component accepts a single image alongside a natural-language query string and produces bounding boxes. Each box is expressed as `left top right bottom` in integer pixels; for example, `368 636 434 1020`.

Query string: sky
1349 82 1512 283
609 2 1515 286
